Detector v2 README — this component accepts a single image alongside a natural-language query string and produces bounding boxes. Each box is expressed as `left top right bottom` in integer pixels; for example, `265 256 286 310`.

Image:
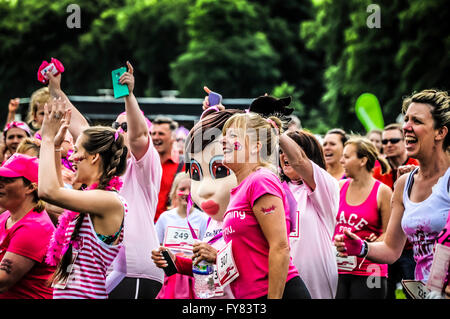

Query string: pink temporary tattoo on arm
261 205 276 215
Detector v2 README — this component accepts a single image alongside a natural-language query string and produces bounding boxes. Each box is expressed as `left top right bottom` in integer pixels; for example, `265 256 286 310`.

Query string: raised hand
41 97 68 141
54 108 72 149
202 86 224 111
47 72 63 99
8 98 20 113
119 61 135 93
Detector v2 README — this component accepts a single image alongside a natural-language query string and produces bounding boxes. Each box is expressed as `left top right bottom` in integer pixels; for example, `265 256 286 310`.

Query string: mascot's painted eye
209 155 230 179
189 160 203 181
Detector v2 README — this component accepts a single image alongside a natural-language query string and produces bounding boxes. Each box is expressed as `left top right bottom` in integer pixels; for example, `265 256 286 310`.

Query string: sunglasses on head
112 121 127 132
382 138 402 145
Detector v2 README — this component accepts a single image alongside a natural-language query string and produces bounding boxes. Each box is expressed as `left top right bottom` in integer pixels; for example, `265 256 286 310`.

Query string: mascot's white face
189 138 237 221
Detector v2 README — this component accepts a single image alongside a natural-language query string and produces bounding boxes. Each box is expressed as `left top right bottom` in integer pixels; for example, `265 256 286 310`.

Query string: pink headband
266 118 279 134
3 121 32 137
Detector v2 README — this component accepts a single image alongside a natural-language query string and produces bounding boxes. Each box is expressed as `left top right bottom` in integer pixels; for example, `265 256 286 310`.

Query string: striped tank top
53 194 128 299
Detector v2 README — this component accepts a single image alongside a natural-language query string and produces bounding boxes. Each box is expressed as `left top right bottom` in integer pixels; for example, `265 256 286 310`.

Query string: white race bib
216 240 239 287
163 226 199 253
212 267 224 297
335 246 357 271
402 280 430 299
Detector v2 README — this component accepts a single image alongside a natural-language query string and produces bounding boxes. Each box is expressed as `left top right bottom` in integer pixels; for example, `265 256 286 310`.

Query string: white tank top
401 167 450 282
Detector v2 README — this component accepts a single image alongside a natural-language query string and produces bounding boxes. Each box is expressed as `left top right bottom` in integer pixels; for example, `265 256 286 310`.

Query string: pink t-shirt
106 136 164 291
222 168 299 299
334 179 388 277
0 209 55 299
288 161 339 299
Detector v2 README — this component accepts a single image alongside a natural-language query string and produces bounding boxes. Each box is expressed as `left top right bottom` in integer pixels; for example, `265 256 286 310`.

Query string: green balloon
355 93 384 132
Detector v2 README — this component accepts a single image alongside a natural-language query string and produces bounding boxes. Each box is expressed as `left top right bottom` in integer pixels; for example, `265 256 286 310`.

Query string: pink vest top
334 179 387 277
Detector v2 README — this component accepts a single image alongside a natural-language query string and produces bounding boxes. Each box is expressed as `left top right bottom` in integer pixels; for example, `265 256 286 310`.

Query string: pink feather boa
45 176 123 266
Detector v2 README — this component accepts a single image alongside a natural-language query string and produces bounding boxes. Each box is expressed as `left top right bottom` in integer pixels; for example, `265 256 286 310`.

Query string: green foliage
0 0 447 134
170 0 280 97
300 0 449 133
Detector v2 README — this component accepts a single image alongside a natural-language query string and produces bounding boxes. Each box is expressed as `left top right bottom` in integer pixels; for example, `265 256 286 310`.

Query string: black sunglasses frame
112 121 128 132
381 138 403 145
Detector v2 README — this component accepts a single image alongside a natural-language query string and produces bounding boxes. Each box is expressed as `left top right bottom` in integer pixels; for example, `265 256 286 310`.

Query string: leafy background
1 0 448 133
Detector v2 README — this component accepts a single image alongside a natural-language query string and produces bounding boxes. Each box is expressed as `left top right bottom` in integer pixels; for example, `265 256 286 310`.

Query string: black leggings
108 277 162 299
336 274 387 299
257 276 312 299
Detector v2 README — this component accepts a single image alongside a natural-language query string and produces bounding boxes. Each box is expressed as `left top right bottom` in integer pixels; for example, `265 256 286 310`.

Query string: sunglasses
112 122 127 132
382 138 402 145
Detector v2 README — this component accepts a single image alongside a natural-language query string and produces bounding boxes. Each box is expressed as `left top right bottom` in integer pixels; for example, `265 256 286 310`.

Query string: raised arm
6 98 20 124
47 72 89 141
38 98 122 217
279 133 315 190
119 61 150 160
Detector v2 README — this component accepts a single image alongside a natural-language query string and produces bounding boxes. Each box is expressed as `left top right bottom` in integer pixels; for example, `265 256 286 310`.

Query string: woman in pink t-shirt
333 137 392 299
0 153 55 298
219 112 310 299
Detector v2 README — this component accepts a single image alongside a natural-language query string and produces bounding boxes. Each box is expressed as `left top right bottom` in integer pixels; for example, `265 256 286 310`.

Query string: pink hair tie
114 131 120 141
266 118 279 134
200 106 220 119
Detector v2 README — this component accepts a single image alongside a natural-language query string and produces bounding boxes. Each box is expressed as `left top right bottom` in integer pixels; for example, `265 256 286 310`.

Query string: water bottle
192 260 215 299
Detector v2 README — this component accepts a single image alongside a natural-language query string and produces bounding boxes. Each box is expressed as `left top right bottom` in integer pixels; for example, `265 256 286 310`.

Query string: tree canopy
1 0 448 134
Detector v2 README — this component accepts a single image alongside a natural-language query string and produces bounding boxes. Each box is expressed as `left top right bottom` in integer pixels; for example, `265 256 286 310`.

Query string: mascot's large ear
276 96 294 115
249 95 294 117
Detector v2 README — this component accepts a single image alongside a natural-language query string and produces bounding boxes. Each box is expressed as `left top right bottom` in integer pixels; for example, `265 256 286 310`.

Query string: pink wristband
344 236 365 256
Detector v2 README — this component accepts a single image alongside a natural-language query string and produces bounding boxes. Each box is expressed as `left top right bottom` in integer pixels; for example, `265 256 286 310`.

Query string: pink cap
0 153 39 184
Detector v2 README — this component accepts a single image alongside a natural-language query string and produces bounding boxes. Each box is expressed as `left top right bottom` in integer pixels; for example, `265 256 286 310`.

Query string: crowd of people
0 61 449 300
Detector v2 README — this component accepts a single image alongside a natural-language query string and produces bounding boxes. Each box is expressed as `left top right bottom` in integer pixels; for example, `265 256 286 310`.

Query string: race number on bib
163 226 199 252
216 240 239 287
402 280 430 299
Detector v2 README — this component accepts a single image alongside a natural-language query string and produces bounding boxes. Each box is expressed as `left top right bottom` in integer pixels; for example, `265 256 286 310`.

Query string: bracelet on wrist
358 240 369 258
55 148 62 152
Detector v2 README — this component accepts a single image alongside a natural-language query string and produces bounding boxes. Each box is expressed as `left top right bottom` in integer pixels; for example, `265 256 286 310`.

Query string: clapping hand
42 97 70 143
